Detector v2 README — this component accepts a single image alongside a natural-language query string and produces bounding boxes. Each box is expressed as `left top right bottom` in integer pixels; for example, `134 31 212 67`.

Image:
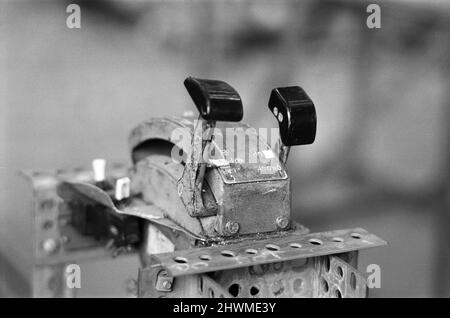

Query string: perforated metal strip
148 228 386 277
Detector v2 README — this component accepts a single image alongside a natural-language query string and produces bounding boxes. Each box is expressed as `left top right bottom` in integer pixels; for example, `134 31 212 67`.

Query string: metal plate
147 228 386 277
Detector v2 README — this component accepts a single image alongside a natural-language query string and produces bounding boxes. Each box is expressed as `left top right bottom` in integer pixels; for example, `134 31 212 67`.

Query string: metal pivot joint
268 86 317 165
178 77 244 217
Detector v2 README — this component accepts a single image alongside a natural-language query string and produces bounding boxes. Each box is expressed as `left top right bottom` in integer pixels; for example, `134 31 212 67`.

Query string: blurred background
0 0 449 297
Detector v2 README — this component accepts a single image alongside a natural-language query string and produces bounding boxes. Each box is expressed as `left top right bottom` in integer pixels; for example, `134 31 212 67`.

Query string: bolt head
42 238 59 254
276 216 290 230
162 280 172 289
225 221 240 235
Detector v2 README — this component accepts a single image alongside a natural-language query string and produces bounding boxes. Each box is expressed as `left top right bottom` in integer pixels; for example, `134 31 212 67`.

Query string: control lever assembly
24 77 386 298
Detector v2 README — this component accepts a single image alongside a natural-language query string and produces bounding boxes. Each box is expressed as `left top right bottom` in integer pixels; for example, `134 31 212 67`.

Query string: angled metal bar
147 228 386 277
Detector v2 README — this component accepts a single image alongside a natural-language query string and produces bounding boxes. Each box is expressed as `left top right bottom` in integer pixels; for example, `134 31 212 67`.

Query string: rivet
42 238 59 254
162 280 172 289
275 216 290 230
225 221 240 235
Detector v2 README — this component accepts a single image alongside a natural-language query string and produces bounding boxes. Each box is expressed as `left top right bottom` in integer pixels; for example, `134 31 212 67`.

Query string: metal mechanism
24 76 386 297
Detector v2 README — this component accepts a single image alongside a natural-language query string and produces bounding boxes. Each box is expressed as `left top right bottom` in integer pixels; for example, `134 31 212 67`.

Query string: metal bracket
137 228 385 298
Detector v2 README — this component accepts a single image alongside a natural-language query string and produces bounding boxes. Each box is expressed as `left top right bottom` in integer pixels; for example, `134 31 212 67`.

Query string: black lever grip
268 86 317 146
184 77 243 122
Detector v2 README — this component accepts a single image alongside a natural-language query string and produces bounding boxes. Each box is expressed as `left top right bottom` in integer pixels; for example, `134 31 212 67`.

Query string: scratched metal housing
129 116 291 237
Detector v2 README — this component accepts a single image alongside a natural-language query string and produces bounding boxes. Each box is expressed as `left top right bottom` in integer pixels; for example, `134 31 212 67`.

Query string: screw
162 280 172 290
276 216 290 230
225 221 240 235
42 238 59 254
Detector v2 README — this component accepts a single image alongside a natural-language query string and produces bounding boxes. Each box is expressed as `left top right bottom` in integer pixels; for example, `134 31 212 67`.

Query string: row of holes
207 280 302 298
199 259 357 298
324 257 357 289
228 283 261 297
206 272 356 298
227 277 305 298
321 278 343 298
173 233 363 264
320 256 359 298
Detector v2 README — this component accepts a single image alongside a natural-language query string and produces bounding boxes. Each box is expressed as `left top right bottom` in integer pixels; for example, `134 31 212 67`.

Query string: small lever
179 77 243 218
184 77 243 122
268 86 317 165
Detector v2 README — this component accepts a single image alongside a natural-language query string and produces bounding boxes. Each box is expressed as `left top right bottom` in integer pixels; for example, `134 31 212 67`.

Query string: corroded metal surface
177 119 219 218
129 116 294 237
